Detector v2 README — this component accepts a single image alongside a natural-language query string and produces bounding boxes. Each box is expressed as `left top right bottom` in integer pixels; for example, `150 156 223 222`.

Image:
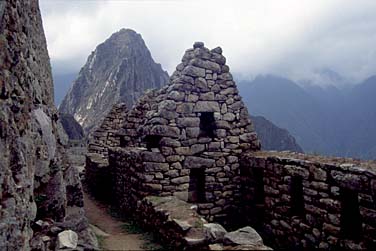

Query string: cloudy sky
40 0 376 85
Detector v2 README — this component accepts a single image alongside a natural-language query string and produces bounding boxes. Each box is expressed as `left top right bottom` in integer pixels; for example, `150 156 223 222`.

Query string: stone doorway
188 168 206 203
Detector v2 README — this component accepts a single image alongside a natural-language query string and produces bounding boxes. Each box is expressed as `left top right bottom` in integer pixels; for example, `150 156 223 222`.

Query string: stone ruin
86 42 376 250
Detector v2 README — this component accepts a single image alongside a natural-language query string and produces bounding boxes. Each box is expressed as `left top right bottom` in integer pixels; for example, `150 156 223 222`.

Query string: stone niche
108 42 260 222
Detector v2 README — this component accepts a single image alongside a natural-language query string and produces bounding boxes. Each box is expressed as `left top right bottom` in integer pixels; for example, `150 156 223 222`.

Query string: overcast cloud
40 0 376 85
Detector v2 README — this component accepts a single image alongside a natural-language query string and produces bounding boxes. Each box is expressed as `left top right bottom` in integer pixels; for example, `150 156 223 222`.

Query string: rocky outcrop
251 116 303 153
59 28 169 133
59 113 84 140
0 1 95 250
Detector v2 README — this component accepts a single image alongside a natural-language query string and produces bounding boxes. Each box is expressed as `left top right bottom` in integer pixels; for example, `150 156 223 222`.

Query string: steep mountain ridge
251 116 303 153
59 29 169 133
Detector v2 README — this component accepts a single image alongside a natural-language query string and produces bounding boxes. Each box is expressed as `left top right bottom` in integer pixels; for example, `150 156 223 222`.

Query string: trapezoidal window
340 188 362 240
290 176 304 216
120 136 128 147
253 168 265 205
188 168 206 203
199 112 216 138
144 135 162 150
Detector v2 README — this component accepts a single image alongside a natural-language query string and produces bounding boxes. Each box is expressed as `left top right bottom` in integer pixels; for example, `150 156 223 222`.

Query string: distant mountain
59 113 84 140
53 72 77 107
345 76 376 159
251 116 303 153
59 28 169 133
238 74 376 160
238 75 330 154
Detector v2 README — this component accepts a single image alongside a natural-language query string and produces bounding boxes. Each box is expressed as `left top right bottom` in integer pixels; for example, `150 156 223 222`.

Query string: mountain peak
59 29 169 133
109 28 141 42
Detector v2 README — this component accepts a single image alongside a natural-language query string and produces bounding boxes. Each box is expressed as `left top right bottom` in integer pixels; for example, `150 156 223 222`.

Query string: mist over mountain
59 29 169 133
238 74 376 160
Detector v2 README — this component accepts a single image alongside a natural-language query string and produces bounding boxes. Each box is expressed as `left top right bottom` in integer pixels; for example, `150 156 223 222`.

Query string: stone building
110 42 260 222
86 42 376 250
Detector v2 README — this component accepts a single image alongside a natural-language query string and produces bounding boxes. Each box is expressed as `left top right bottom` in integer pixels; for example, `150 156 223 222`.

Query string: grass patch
120 220 144 234
140 232 172 251
95 234 106 249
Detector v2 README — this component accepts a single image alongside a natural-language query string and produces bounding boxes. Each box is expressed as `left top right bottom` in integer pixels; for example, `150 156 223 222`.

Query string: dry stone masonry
88 102 128 158
105 41 260 223
86 42 376 250
240 151 376 249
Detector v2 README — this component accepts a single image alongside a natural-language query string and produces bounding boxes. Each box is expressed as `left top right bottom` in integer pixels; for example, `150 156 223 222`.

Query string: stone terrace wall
88 103 128 158
240 151 376 250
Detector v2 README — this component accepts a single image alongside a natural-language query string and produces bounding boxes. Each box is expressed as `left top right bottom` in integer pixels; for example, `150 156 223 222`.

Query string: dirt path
84 192 146 250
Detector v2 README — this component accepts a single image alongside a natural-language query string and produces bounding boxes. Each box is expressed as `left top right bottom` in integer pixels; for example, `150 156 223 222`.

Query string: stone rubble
135 196 270 250
57 230 78 249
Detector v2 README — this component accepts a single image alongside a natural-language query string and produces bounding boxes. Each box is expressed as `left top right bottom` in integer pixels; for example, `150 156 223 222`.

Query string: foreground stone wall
240 151 376 250
0 0 96 250
135 196 271 250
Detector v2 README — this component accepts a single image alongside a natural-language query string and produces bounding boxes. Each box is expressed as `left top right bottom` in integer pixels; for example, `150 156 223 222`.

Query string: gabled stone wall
240 151 376 250
118 89 161 147
88 103 128 158
108 42 260 222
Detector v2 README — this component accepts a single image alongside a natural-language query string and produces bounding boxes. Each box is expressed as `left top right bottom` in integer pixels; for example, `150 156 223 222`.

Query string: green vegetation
120 220 143 234
140 232 172 251
34 194 47 204
95 234 105 249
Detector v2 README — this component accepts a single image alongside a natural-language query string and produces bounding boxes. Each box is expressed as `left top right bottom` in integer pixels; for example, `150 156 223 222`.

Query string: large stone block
150 125 180 138
190 58 221 73
141 151 165 162
184 156 215 169
194 101 220 112
223 226 264 246
182 65 206 78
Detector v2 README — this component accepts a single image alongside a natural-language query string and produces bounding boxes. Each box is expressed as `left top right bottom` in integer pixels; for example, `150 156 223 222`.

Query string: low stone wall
136 196 271 250
108 146 241 222
85 153 112 202
240 151 376 250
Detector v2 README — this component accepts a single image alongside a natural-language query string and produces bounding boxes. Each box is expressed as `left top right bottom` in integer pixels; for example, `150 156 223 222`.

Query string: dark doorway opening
188 168 206 203
120 136 128 147
253 168 265 204
290 176 304 216
340 188 362 240
199 112 216 138
144 135 162 150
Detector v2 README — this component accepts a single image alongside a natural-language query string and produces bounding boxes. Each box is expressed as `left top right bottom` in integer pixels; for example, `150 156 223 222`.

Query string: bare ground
83 192 145 250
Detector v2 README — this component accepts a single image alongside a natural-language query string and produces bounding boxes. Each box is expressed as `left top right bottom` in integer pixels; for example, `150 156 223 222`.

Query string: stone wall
88 102 128 158
0 0 96 250
135 196 271 250
240 151 376 250
107 42 260 223
118 89 160 147
85 153 111 202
